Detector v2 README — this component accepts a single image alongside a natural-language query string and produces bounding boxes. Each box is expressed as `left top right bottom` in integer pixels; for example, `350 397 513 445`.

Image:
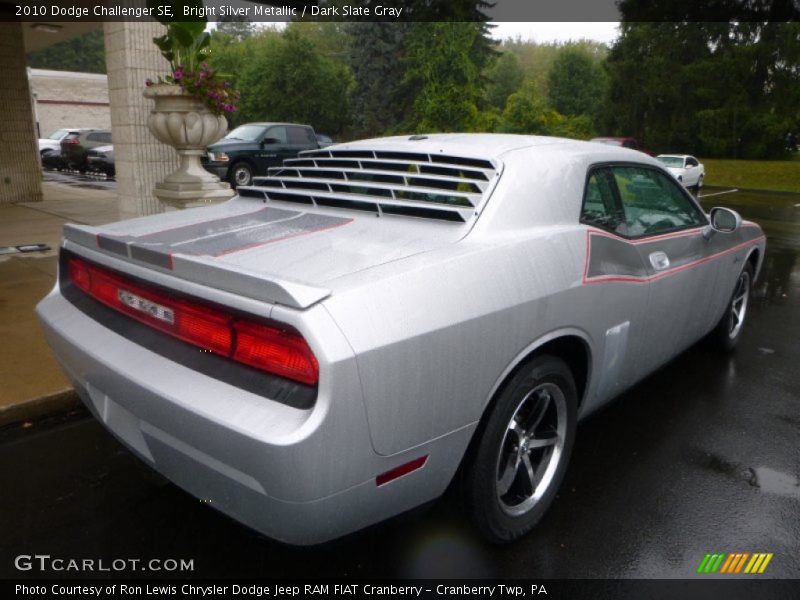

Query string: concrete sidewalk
0 181 119 425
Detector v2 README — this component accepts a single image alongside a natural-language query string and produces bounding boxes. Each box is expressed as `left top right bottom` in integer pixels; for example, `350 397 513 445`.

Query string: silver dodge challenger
37 134 765 544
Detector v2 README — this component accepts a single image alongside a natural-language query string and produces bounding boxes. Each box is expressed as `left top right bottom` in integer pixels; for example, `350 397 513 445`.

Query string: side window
86 133 99 142
622 140 637 149
686 157 698 167
102 132 112 144
287 126 309 145
612 166 706 237
264 126 287 144
581 168 626 235
305 128 317 144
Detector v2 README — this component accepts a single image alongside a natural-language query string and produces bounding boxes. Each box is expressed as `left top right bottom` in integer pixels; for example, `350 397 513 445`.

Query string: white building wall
28 68 111 138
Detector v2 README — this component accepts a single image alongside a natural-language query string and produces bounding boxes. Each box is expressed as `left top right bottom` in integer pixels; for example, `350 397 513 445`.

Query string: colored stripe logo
697 552 773 574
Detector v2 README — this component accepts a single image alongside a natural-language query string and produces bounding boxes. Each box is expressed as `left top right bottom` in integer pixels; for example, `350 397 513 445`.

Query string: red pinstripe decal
212 218 354 257
582 227 764 285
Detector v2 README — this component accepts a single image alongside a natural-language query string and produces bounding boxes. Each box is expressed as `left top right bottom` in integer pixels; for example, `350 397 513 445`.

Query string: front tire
712 262 753 351
464 355 577 543
229 161 253 188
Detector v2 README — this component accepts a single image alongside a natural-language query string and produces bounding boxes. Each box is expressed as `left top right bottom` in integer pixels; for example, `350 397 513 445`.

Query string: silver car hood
63 198 465 309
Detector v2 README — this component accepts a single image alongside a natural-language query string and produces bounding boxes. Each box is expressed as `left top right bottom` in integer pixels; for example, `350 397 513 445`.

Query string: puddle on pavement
685 448 800 500
748 466 800 499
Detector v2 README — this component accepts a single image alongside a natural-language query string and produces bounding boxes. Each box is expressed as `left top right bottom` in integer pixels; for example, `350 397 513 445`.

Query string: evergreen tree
27 30 106 74
344 22 409 137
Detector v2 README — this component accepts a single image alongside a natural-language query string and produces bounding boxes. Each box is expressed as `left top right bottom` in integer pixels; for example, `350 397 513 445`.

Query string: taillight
65 138 80 144
234 321 319 385
66 256 318 385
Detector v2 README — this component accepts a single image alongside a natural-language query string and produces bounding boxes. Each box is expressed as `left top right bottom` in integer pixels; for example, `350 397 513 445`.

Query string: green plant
145 2 239 115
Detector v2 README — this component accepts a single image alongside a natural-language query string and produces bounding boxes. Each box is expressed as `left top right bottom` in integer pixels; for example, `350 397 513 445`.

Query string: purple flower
173 69 183 81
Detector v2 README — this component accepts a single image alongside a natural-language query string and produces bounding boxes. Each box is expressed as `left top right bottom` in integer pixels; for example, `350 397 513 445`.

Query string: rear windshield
48 129 70 140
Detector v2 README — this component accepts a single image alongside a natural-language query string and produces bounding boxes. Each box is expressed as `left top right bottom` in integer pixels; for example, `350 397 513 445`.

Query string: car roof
240 122 311 128
328 133 650 163
657 154 693 159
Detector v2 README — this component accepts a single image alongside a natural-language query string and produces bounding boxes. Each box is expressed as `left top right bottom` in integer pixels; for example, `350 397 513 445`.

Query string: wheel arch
453 328 593 491
480 328 593 419
745 246 761 280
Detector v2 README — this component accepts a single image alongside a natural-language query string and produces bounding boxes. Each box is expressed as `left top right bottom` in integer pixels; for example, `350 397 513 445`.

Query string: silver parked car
37 134 765 545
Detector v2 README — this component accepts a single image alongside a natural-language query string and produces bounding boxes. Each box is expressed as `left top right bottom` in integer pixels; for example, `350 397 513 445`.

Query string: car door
609 165 716 373
684 156 700 186
254 125 289 173
286 125 316 157
580 168 654 400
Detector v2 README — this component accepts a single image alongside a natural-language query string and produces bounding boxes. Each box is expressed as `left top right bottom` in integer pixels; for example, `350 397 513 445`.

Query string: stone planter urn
144 83 234 209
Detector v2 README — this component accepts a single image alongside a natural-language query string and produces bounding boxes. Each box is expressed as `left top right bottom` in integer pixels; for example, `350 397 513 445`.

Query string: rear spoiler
62 223 331 310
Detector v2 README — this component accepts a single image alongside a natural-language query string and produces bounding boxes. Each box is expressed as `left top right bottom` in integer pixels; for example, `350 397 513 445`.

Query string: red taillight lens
233 321 319 386
66 256 318 385
65 138 80 144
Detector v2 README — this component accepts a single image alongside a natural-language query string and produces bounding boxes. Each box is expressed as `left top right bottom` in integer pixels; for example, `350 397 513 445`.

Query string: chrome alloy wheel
495 382 567 517
729 269 751 339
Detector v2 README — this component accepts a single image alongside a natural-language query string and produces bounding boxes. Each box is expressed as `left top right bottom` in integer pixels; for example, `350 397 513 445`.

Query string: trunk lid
64 198 466 309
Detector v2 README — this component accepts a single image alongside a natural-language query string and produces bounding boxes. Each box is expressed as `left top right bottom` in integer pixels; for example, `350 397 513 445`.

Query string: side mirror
709 207 742 233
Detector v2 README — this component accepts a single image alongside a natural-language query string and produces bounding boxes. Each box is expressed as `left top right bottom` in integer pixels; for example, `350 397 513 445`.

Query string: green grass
701 158 800 193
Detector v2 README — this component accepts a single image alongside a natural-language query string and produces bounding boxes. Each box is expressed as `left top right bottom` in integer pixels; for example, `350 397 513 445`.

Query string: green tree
237 29 353 135
547 46 607 121
27 30 106 74
605 12 800 158
400 22 492 132
485 51 525 110
498 84 552 134
344 22 409 137
216 14 256 41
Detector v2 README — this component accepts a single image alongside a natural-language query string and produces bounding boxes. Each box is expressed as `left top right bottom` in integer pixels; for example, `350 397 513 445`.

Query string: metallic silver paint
36 134 766 544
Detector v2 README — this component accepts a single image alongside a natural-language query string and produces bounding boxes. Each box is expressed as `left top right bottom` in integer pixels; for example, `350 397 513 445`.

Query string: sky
491 22 620 44
211 20 621 46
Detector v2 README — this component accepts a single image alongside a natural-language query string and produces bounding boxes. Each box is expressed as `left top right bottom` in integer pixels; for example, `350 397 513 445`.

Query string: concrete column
0 23 43 205
104 21 179 219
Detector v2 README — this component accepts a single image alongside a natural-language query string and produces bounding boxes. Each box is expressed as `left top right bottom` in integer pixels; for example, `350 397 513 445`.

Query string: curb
0 388 80 428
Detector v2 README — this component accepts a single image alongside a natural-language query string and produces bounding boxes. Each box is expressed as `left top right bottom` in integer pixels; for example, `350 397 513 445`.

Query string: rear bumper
36 286 471 544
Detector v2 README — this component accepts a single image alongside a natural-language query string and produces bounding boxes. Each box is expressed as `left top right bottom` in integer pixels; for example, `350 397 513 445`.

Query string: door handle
649 251 670 271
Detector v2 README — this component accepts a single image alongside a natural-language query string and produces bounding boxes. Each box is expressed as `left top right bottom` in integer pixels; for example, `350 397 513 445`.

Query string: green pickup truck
203 122 321 188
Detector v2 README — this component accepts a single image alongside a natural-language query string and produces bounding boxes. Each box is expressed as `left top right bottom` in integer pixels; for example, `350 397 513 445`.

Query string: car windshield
224 125 266 142
48 129 70 140
657 156 684 167
591 139 622 146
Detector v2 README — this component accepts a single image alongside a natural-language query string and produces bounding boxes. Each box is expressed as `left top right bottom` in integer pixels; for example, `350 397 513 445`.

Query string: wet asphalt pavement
42 169 117 192
1 185 798 580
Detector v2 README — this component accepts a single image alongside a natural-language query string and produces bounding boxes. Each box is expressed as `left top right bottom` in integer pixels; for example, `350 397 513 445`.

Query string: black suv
204 123 320 188
60 129 112 172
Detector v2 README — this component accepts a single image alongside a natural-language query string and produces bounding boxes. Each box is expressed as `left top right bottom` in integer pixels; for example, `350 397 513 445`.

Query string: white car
38 128 72 155
656 154 705 188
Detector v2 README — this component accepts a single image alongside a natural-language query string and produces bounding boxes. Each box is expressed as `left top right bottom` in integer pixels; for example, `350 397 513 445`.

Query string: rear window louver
244 149 500 223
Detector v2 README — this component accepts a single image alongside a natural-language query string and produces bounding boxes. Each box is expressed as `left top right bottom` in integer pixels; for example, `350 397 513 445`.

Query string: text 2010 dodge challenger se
37 134 765 544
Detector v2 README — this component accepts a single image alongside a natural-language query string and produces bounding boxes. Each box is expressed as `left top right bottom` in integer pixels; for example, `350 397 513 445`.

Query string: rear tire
464 355 577 543
712 262 753 351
